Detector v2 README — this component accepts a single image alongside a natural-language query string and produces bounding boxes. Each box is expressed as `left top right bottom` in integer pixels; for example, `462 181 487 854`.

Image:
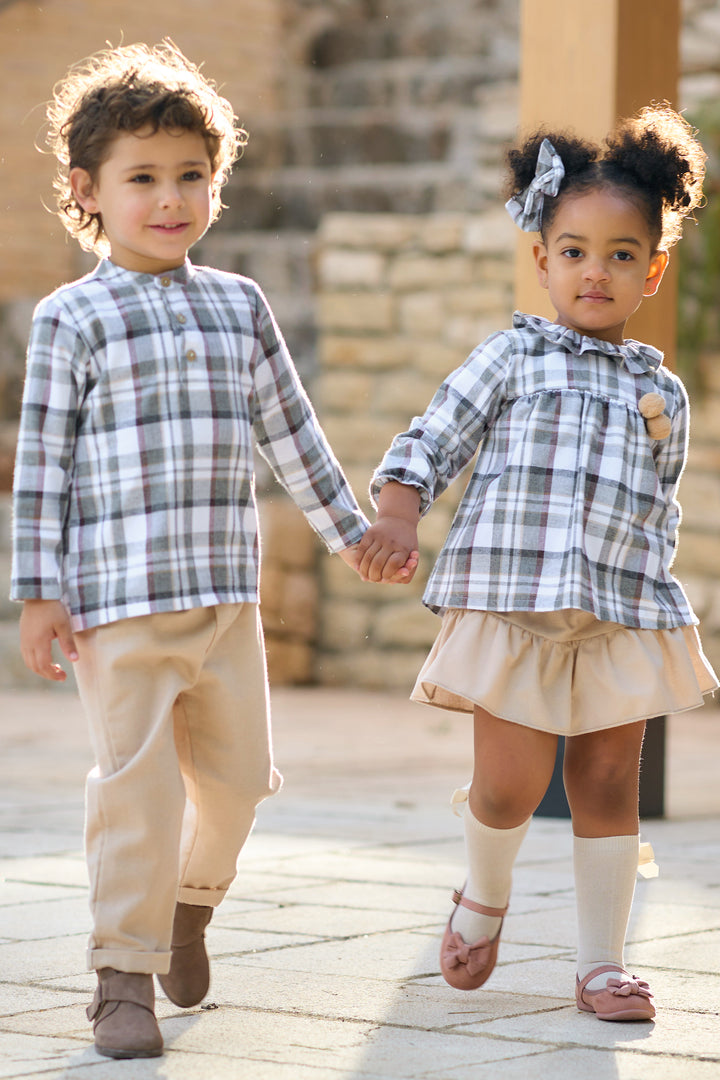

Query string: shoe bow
606 976 653 1000
441 931 492 977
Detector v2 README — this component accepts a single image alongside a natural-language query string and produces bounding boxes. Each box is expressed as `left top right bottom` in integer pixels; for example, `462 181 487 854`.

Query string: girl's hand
19 599 78 682
338 541 419 584
355 518 420 584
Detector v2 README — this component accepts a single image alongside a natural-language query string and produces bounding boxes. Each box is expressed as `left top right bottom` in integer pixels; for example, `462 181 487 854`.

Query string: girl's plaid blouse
372 313 696 630
11 259 368 630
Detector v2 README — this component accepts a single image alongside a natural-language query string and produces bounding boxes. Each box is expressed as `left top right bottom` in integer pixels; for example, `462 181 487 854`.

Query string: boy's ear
69 167 99 213
643 250 669 297
533 240 549 290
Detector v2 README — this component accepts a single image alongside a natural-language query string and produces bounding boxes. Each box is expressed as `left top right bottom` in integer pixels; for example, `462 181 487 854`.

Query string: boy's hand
19 599 78 682
355 518 420 584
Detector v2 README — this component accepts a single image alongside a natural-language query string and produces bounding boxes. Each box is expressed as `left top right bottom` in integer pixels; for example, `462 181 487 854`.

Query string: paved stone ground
1 686 719 1078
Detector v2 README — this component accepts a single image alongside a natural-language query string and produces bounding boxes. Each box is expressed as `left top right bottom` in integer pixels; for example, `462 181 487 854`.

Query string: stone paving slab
0 687 718 1078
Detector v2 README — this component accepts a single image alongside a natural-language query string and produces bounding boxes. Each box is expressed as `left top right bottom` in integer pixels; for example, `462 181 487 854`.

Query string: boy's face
70 127 215 274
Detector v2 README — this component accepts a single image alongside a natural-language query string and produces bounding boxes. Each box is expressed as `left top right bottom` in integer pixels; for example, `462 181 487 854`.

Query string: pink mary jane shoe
576 963 656 1021
439 887 508 991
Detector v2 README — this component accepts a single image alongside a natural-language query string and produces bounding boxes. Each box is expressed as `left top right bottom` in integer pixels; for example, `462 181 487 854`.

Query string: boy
11 41 415 1060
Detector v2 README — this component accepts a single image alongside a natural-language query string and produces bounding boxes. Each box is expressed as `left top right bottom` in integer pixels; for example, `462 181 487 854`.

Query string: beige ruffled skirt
412 608 718 736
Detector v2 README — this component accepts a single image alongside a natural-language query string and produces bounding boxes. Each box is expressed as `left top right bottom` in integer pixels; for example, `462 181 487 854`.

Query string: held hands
339 529 419 584
20 599 78 682
340 482 422 585
353 518 419 583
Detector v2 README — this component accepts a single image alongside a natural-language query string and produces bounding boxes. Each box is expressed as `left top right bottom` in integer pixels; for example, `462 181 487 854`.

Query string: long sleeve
11 300 84 600
370 332 510 514
249 285 369 551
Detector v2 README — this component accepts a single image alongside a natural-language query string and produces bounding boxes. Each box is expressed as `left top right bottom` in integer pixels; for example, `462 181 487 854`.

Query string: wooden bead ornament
638 392 671 440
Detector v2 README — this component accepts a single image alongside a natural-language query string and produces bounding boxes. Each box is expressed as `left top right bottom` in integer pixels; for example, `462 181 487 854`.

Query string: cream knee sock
450 806 531 944
574 834 639 990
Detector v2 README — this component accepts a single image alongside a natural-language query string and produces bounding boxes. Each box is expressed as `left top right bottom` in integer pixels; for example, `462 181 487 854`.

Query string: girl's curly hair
504 103 706 249
46 40 246 255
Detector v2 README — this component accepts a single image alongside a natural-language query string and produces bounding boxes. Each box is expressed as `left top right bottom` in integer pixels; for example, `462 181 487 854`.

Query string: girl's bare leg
563 721 646 836
469 705 559 826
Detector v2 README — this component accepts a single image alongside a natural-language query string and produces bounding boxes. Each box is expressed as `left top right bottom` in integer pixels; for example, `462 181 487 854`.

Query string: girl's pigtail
604 104 706 248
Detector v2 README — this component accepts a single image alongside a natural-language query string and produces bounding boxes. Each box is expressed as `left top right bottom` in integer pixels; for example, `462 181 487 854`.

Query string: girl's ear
643 250 669 297
533 240 549 290
69 168 99 213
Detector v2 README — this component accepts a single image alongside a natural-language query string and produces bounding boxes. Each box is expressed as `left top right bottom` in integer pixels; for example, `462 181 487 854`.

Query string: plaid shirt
372 312 695 630
11 259 368 630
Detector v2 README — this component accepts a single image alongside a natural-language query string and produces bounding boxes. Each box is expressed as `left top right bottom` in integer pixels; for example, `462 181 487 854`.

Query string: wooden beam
514 0 680 361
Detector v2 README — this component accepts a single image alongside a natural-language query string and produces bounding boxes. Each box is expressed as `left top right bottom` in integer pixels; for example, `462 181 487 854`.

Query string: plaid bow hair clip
505 138 565 232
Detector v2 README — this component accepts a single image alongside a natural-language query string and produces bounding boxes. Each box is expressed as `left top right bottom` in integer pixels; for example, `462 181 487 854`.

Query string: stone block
321 556 392 603
447 284 513 316
258 498 319 570
674 530 720 579
316 646 431 691
474 257 516 286
411 340 465 379
317 291 395 333
417 214 466 253
446 314 506 350
320 335 413 370
398 292 447 337
372 600 439 648
372 370 440 417
318 371 373 412
320 415 404 467
318 599 373 650
464 209 516 255
686 401 720 442
339 465 376 511
264 636 314 685
678 472 720 529
261 569 318 639
388 254 473 291
317 250 386 289
318 214 419 251
684 441 720 472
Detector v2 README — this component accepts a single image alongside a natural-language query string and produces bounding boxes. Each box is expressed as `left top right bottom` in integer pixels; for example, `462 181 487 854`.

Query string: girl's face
533 187 668 345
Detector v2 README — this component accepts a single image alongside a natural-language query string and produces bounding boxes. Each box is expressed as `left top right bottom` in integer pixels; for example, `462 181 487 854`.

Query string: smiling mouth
151 223 188 233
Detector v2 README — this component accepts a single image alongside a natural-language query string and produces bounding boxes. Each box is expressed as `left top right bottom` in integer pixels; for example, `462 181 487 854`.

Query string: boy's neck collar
96 257 193 285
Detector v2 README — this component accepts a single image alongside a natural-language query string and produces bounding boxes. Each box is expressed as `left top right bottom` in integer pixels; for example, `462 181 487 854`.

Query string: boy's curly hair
46 40 246 255
505 103 706 249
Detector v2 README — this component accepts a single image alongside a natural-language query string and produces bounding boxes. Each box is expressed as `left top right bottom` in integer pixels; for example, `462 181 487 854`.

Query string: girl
356 104 718 1021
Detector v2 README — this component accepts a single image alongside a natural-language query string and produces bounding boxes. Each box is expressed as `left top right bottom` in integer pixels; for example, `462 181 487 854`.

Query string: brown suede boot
87 968 163 1059
158 902 214 1008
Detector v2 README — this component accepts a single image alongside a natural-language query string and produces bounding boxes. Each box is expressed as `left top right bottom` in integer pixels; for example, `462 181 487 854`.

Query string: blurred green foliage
677 102 720 396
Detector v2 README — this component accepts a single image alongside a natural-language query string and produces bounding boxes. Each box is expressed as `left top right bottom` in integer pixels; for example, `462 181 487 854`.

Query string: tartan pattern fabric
371 312 695 630
11 259 369 629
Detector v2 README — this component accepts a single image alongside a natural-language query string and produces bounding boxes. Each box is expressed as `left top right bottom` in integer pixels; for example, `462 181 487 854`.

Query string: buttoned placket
157 276 200 369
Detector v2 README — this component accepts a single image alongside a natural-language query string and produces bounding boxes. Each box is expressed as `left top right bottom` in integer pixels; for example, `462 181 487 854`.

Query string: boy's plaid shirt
11 260 369 630
372 313 696 630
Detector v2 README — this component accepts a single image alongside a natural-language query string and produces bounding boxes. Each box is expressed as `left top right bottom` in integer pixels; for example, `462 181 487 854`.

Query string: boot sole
96 1045 164 1059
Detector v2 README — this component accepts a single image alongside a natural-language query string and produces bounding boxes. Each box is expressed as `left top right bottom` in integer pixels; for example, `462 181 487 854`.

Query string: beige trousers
73 603 282 974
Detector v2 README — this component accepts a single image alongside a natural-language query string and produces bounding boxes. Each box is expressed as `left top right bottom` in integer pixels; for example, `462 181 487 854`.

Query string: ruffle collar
514 311 663 375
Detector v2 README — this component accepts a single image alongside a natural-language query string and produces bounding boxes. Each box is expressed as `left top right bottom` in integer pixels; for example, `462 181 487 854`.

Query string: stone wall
313 209 516 688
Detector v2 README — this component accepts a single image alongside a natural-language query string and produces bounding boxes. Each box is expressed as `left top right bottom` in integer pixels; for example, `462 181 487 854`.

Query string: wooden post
516 0 680 819
515 0 680 363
